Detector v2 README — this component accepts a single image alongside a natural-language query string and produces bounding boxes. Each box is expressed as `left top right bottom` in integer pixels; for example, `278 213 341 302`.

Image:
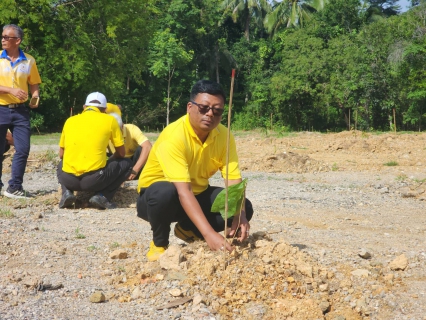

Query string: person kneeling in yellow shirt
108 113 152 180
57 92 132 209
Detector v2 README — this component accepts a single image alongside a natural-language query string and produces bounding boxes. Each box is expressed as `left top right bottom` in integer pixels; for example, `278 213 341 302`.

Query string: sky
397 0 411 12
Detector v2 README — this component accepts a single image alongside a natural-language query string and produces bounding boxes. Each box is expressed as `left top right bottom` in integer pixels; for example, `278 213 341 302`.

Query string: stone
319 301 330 314
319 284 329 292
109 249 128 259
159 246 182 270
389 254 408 271
358 249 371 259
351 269 369 277
193 293 204 306
169 288 182 297
131 287 142 300
89 291 105 303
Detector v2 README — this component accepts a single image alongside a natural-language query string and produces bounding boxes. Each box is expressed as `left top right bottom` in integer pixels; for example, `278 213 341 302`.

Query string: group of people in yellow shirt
58 80 254 261
57 93 152 210
1 23 254 260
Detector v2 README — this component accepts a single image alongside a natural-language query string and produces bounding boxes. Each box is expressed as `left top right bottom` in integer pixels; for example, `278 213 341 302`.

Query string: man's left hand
227 210 250 242
128 169 139 180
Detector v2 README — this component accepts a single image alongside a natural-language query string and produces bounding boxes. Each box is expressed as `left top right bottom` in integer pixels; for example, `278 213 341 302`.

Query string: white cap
84 92 107 109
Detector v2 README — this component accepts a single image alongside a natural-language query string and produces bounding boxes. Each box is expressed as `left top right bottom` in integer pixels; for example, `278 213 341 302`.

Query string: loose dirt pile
1 131 425 319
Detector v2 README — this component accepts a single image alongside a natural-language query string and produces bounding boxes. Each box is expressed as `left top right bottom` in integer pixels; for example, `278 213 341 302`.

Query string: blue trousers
0 106 31 190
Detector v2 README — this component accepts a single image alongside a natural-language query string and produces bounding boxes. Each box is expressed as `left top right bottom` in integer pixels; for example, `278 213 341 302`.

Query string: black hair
3 24 24 39
190 80 226 104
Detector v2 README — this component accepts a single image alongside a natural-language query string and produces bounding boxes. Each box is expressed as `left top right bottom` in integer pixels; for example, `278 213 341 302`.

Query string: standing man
108 112 152 180
57 92 132 209
137 80 254 261
0 24 41 198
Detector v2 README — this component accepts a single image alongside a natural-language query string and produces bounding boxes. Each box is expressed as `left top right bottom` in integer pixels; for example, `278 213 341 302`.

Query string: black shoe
4 187 33 199
89 194 117 209
59 190 76 208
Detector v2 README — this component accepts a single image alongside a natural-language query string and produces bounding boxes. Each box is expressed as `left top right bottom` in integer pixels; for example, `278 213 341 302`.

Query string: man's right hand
204 231 234 252
9 88 27 101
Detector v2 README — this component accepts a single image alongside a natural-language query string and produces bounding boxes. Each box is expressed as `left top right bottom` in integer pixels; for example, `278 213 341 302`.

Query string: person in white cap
56 92 132 209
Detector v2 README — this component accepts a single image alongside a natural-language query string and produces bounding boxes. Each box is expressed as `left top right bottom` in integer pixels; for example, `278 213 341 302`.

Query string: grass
384 161 398 166
0 208 14 218
31 133 61 145
109 242 120 249
87 245 98 252
413 178 426 183
332 163 339 171
396 174 407 181
75 227 86 239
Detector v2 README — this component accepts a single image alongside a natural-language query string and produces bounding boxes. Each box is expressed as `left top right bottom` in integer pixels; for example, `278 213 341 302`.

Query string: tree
148 28 194 126
221 0 271 41
264 0 329 36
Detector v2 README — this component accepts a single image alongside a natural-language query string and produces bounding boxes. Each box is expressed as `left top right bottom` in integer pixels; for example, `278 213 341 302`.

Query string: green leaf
211 178 248 220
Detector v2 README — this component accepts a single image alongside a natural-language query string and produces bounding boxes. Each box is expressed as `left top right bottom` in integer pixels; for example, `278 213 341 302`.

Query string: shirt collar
83 107 101 113
184 114 220 145
0 49 27 66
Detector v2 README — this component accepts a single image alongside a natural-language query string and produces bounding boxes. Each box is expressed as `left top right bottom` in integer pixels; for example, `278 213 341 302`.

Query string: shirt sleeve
59 121 67 148
128 124 148 145
219 133 241 180
110 119 124 147
28 59 42 85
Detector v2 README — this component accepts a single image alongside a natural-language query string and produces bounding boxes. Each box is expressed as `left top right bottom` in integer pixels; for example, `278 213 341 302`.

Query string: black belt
0 103 26 109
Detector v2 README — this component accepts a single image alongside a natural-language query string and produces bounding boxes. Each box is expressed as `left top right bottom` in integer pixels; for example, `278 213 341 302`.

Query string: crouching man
57 92 132 209
136 80 253 261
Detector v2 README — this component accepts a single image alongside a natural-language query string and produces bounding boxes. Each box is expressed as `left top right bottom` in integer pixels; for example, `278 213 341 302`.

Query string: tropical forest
1 0 425 133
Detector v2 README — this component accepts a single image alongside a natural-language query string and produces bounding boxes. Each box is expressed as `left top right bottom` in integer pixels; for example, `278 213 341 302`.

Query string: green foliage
0 208 14 218
384 160 398 166
211 179 247 220
75 227 86 239
0 0 425 132
30 112 44 133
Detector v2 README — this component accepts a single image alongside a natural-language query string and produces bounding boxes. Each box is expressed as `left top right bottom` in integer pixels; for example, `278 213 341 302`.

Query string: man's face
1 28 21 51
187 93 225 136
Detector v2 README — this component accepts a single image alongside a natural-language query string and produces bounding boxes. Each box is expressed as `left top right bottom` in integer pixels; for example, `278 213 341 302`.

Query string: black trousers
130 146 143 180
136 181 254 247
57 158 132 200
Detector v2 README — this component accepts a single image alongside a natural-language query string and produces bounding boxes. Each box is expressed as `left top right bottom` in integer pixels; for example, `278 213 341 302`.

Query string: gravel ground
1 133 425 320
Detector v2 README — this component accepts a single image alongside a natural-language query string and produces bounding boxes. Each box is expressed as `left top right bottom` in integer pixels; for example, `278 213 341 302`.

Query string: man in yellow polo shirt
0 24 41 198
136 80 254 261
57 92 132 209
108 113 152 180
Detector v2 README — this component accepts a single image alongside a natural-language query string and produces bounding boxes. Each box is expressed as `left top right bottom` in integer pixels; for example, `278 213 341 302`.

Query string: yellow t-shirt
108 124 148 158
138 115 241 194
59 107 124 176
0 50 42 105
106 103 122 117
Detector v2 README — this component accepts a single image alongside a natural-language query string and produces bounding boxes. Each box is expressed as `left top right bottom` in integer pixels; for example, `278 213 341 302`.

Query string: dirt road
0 131 425 319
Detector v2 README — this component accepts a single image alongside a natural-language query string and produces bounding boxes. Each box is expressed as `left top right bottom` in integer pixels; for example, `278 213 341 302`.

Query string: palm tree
365 0 400 22
264 0 329 35
222 0 271 41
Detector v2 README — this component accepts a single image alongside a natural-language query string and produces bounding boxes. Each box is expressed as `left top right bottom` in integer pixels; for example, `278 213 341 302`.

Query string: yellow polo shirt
108 124 148 157
59 107 124 176
138 115 241 194
106 103 122 117
0 49 41 105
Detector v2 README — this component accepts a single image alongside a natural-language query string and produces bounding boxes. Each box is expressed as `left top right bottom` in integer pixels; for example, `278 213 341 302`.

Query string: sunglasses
191 101 224 117
1 35 19 41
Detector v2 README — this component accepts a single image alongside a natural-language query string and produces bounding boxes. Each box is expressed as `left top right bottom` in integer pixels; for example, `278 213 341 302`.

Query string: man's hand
10 88 27 101
204 231 234 252
127 169 139 180
227 210 250 242
29 96 39 109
